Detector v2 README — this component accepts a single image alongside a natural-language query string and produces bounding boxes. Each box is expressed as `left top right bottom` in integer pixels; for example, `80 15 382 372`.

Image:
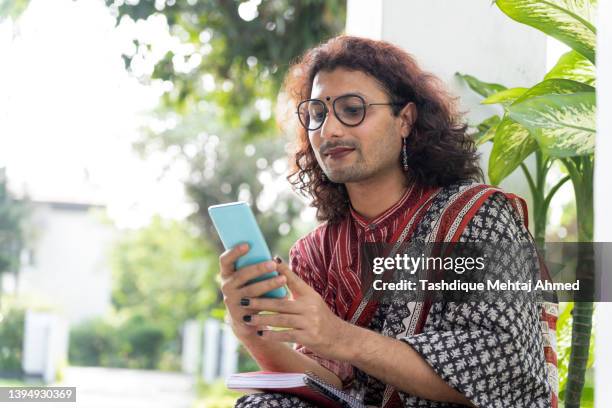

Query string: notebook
226 371 365 408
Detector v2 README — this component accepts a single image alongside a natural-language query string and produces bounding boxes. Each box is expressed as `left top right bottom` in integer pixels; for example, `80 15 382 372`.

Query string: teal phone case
208 201 287 298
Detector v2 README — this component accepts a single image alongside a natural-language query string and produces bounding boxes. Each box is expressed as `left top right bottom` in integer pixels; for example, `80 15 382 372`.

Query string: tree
0 168 28 307
106 0 345 137
107 0 346 256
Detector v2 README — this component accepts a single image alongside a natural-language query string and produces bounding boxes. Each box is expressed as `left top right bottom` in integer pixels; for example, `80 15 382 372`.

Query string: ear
399 102 417 137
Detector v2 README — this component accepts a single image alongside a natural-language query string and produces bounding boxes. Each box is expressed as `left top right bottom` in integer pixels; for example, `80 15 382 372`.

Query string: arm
339 323 473 405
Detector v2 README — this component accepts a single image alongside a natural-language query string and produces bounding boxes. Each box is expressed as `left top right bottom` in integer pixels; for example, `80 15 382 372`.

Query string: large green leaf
472 115 502 145
488 116 538 184
495 0 597 64
514 78 594 104
455 73 506 98
482 87 528 107
545 50 596 85
508 92 595 157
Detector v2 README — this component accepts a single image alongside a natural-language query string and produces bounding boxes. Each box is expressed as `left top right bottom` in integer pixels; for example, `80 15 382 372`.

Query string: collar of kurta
348 182 419 235
324 183 426 318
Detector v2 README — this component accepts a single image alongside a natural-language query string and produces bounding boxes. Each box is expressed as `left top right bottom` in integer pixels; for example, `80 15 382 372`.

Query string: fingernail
257 330 263 336
240 298 250 306
242 315 251 322
274 255 282 264
265 261 276 271
241 243 249 251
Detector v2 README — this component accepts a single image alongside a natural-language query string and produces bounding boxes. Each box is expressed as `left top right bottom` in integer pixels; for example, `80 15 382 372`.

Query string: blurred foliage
237 343 259 372
102 0 346 380
106 0 345 259
179 129 305 256
0 0 29 20
69 314 168 370
69 318 120 367
107 0 345 135
110 216 218 333
194 378 243 408
0 300 25 374
0 168 29 305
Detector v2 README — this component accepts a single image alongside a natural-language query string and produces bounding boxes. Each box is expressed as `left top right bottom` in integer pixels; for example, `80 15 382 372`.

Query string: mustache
319 141 358 155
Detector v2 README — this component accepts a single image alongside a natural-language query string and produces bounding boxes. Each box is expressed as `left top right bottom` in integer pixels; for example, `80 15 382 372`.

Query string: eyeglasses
296 94 404 131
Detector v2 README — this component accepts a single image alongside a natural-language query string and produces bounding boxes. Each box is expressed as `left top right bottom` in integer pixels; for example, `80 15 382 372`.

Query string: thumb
274 256 310 295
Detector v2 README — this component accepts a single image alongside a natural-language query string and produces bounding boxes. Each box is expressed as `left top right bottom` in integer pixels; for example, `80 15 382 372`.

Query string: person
219 36 558 408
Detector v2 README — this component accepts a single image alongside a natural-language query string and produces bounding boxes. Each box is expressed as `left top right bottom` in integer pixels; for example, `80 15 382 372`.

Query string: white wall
18 202 115 323
595 0 612 405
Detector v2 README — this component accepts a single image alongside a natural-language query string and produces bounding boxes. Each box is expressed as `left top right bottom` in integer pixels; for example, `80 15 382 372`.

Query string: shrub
68 318 120 367
0 306 25 375
69 315 167 369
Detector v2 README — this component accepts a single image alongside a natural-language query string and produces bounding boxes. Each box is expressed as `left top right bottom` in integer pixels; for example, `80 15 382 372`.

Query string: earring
402 137 409 172
321 172 328 182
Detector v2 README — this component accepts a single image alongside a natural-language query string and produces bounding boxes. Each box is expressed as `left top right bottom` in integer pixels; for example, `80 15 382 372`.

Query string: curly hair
283 35 483 224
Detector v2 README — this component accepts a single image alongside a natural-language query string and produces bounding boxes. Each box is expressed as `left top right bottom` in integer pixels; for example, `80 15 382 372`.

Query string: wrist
333 319 362 362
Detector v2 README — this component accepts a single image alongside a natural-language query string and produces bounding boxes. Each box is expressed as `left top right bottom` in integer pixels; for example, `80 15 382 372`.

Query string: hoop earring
402 137 409 172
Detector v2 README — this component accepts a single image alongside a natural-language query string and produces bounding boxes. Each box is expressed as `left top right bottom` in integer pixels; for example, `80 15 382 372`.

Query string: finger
246 313 305 329
238 275 287 298
243 297 301 314
257 328 301 343
219 243 249 277
274 257 311 295
229 260 278 290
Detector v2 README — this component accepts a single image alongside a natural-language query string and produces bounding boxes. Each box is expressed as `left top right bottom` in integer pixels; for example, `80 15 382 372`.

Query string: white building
14 200 115 324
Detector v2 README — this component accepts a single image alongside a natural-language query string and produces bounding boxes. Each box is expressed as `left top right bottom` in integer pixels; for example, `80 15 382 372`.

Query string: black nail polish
257 330 263 336
243 315 251 322
240 298 250 306
273 255 282 264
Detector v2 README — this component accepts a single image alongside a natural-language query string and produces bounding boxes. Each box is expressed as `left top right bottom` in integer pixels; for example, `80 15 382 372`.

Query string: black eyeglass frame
296 93 406 131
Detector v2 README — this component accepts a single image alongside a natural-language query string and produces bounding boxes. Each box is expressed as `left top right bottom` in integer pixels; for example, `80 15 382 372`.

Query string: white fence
181 318 239 382
22 311 68 383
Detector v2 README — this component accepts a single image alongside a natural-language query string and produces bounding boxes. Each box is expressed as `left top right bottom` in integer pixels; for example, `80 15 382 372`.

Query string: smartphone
208 201 287 298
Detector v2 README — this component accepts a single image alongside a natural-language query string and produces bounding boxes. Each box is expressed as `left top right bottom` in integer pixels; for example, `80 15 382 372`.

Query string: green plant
119 316 166 370
457 1 597 406
0 304 25 375
69 315 168 370
68 318 121 367
0 168 29 307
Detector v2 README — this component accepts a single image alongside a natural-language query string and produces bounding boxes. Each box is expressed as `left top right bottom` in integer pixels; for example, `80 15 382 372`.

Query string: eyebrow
312 91 368 100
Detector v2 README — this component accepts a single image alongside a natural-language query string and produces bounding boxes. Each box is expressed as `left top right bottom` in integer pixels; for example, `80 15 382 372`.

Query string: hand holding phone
208 201 288 298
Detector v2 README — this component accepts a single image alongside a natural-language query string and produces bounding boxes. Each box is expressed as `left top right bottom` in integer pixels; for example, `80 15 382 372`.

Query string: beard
322 149 398 184
326 161 370 183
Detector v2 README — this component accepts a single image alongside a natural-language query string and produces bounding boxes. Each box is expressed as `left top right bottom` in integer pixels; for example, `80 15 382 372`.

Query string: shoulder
437 181 526 218
430 181 529 241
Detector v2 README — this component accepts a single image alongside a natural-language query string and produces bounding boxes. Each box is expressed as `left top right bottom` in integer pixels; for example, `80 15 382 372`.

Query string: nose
318 106 345 140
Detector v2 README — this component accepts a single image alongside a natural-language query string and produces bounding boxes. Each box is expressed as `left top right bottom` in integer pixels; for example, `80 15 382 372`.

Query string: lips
324 147 355 158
